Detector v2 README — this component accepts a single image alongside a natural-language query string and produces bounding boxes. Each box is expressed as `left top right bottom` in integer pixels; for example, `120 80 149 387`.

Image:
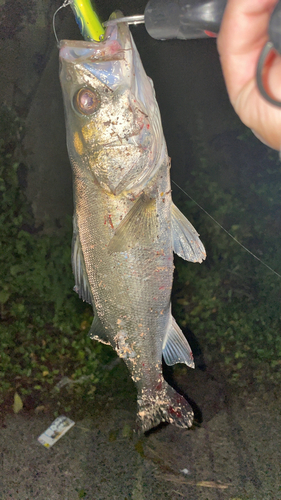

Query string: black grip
144 0 227 40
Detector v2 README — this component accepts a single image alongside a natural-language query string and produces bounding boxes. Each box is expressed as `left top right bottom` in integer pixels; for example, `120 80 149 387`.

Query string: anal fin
171 202 206 263
162 316 195 368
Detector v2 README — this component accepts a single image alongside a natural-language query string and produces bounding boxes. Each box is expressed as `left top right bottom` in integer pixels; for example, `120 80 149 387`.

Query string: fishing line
53 0 71 44
172 180 281 279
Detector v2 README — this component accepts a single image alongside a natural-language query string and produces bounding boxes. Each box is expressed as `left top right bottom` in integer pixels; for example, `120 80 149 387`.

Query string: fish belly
74 161 173 388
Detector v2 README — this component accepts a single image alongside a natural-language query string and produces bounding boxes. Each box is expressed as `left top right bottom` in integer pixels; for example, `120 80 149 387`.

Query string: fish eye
73 87 101 115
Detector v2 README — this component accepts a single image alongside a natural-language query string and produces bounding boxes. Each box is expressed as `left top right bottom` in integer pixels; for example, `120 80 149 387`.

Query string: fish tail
136 381 194 433
164 383 194 429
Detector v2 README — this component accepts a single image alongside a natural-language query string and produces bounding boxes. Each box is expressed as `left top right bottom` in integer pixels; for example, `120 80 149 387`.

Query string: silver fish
59 14 206 432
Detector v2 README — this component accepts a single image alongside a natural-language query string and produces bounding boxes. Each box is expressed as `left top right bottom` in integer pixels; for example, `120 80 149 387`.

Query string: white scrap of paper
38 416 75 448
180 468 190 475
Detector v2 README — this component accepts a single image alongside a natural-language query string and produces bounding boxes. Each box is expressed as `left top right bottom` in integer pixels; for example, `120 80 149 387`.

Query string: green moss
173 118 281 387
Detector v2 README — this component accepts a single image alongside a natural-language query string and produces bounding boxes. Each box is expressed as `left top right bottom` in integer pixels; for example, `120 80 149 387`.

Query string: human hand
217 0 281 150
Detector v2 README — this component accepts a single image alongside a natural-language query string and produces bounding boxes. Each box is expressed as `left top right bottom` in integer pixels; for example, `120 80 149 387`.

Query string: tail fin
136 380 194 433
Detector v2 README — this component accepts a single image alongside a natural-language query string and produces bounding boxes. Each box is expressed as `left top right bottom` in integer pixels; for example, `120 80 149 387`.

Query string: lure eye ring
73 87 101 115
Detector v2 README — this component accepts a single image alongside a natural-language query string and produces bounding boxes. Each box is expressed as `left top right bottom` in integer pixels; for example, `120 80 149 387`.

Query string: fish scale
59 14 206 432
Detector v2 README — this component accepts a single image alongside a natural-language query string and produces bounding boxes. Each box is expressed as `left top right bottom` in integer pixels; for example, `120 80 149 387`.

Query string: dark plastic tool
144 0 281 107
144 0 226 40
104 0 281 107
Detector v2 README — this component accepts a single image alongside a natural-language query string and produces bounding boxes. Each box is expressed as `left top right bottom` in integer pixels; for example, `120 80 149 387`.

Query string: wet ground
1 362 281 500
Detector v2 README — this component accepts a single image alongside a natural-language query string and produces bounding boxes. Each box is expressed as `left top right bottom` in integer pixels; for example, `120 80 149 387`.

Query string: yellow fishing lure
70 0 104 41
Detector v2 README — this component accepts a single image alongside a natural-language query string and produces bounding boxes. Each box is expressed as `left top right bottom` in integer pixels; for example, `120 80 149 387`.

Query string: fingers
217 0 281 150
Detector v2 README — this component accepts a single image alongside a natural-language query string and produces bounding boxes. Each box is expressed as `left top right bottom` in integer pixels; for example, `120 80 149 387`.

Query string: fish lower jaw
93 139 142 151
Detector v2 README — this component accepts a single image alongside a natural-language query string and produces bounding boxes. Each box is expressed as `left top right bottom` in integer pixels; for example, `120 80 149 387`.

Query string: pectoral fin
88 315 111 345
162 316 195 368
171 203 206 263
72 215 92 304
108 194 159 253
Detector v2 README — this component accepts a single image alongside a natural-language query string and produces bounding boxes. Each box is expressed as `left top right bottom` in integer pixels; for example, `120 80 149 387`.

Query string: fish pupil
74 87 100 115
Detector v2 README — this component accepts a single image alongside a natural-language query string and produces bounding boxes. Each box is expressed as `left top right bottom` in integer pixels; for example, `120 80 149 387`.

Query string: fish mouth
98 142 136 149
90 123 151 153
59 40 125 64
96 136 142 148
91 140 144 155
59 17 128 64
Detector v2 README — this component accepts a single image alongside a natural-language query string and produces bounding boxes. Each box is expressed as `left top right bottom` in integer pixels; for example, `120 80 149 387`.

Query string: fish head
59 17 165 196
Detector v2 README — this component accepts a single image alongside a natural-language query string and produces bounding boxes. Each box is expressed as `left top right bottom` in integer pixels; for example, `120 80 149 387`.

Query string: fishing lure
53 0 104 43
